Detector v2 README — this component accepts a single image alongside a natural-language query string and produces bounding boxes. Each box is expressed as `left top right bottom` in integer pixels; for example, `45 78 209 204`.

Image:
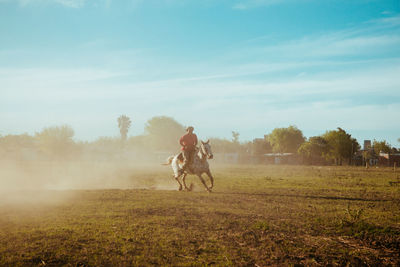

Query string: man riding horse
163 126 214 192
178 126 197 175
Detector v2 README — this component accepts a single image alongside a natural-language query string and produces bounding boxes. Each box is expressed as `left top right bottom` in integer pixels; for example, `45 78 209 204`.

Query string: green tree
248 137 271 163
373 140 391 154
0 134 36 160
322 128 359 165
252 137 272 156
232 131 240 144
117 115 132 142
90 137 121 150
127 135 148 151
144 116 186 151
209 137 236 153
35 125 75 159
267 126 305 153
298 136 328 164
362 150 373 165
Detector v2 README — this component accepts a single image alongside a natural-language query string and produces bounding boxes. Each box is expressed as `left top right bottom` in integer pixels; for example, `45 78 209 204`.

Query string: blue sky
1 0 400 146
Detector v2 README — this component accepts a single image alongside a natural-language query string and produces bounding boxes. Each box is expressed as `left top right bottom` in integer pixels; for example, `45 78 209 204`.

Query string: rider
179 126 198 174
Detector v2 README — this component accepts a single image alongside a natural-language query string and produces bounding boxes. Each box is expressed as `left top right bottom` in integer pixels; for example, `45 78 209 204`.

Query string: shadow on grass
214 191 397 202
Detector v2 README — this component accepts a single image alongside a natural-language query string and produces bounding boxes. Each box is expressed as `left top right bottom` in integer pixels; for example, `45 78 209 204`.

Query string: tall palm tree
117 115 131 142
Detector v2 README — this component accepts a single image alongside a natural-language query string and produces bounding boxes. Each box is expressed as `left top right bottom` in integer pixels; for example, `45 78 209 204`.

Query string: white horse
163 140 214 192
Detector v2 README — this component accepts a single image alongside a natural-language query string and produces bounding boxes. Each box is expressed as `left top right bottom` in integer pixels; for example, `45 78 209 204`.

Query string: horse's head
200 140 213 159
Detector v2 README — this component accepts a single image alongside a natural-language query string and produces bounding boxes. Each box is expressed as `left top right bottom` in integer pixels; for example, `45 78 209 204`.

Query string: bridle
199 141 213 160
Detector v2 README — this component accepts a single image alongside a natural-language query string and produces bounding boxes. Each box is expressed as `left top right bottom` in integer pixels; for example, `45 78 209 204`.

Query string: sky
1 0 400 146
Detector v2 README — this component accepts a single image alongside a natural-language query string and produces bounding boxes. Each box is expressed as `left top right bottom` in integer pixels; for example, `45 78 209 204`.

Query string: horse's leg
172 157 183 191
175 175 183 191
182 173 190 191
206 170 214 189
197 174 211 192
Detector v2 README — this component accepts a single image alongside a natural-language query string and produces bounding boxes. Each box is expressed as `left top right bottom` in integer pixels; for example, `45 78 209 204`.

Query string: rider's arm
194 134 198 146
179 136 185 147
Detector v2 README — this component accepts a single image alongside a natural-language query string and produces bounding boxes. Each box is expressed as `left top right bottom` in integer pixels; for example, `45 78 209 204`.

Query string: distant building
364 140 372 150
213 153 239 164
379 152 400 167
263 153 300 165
353 139 399 167
251 137 272 164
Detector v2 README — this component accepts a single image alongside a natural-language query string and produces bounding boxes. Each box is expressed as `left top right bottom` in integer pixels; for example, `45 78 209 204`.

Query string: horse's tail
161 155 174 166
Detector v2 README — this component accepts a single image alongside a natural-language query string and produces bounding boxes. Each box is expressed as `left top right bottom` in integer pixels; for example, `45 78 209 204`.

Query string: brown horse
163 140 214 192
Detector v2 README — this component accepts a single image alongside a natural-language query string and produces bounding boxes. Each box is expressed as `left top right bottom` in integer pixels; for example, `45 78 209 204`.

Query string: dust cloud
0 120 223 205
0 158 178 205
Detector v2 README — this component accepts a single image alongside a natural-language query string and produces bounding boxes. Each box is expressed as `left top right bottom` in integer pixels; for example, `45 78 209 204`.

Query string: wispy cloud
0 0 106 8
377 14 400 26
1 0 291 9
15 0 86 8
1 56 399 141
0 67 123 98
53 0 85 8
232 0 291 10
261 34 400 59
226 14 400 66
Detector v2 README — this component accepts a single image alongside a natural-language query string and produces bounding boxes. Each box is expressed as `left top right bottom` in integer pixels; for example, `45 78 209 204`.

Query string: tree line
0 115 398 164
252 126 397 165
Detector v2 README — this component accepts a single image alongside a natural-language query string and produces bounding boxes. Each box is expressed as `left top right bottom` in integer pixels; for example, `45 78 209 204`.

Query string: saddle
177 147 199 163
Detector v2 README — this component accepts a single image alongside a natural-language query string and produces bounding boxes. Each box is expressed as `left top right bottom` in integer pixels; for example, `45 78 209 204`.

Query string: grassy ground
0 165 399 266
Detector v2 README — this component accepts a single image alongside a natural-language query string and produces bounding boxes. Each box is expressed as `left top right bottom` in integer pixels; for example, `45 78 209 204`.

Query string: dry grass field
0 164 399 266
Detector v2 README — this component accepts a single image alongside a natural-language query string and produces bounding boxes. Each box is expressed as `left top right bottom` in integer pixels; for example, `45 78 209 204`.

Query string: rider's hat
186 126 194 131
